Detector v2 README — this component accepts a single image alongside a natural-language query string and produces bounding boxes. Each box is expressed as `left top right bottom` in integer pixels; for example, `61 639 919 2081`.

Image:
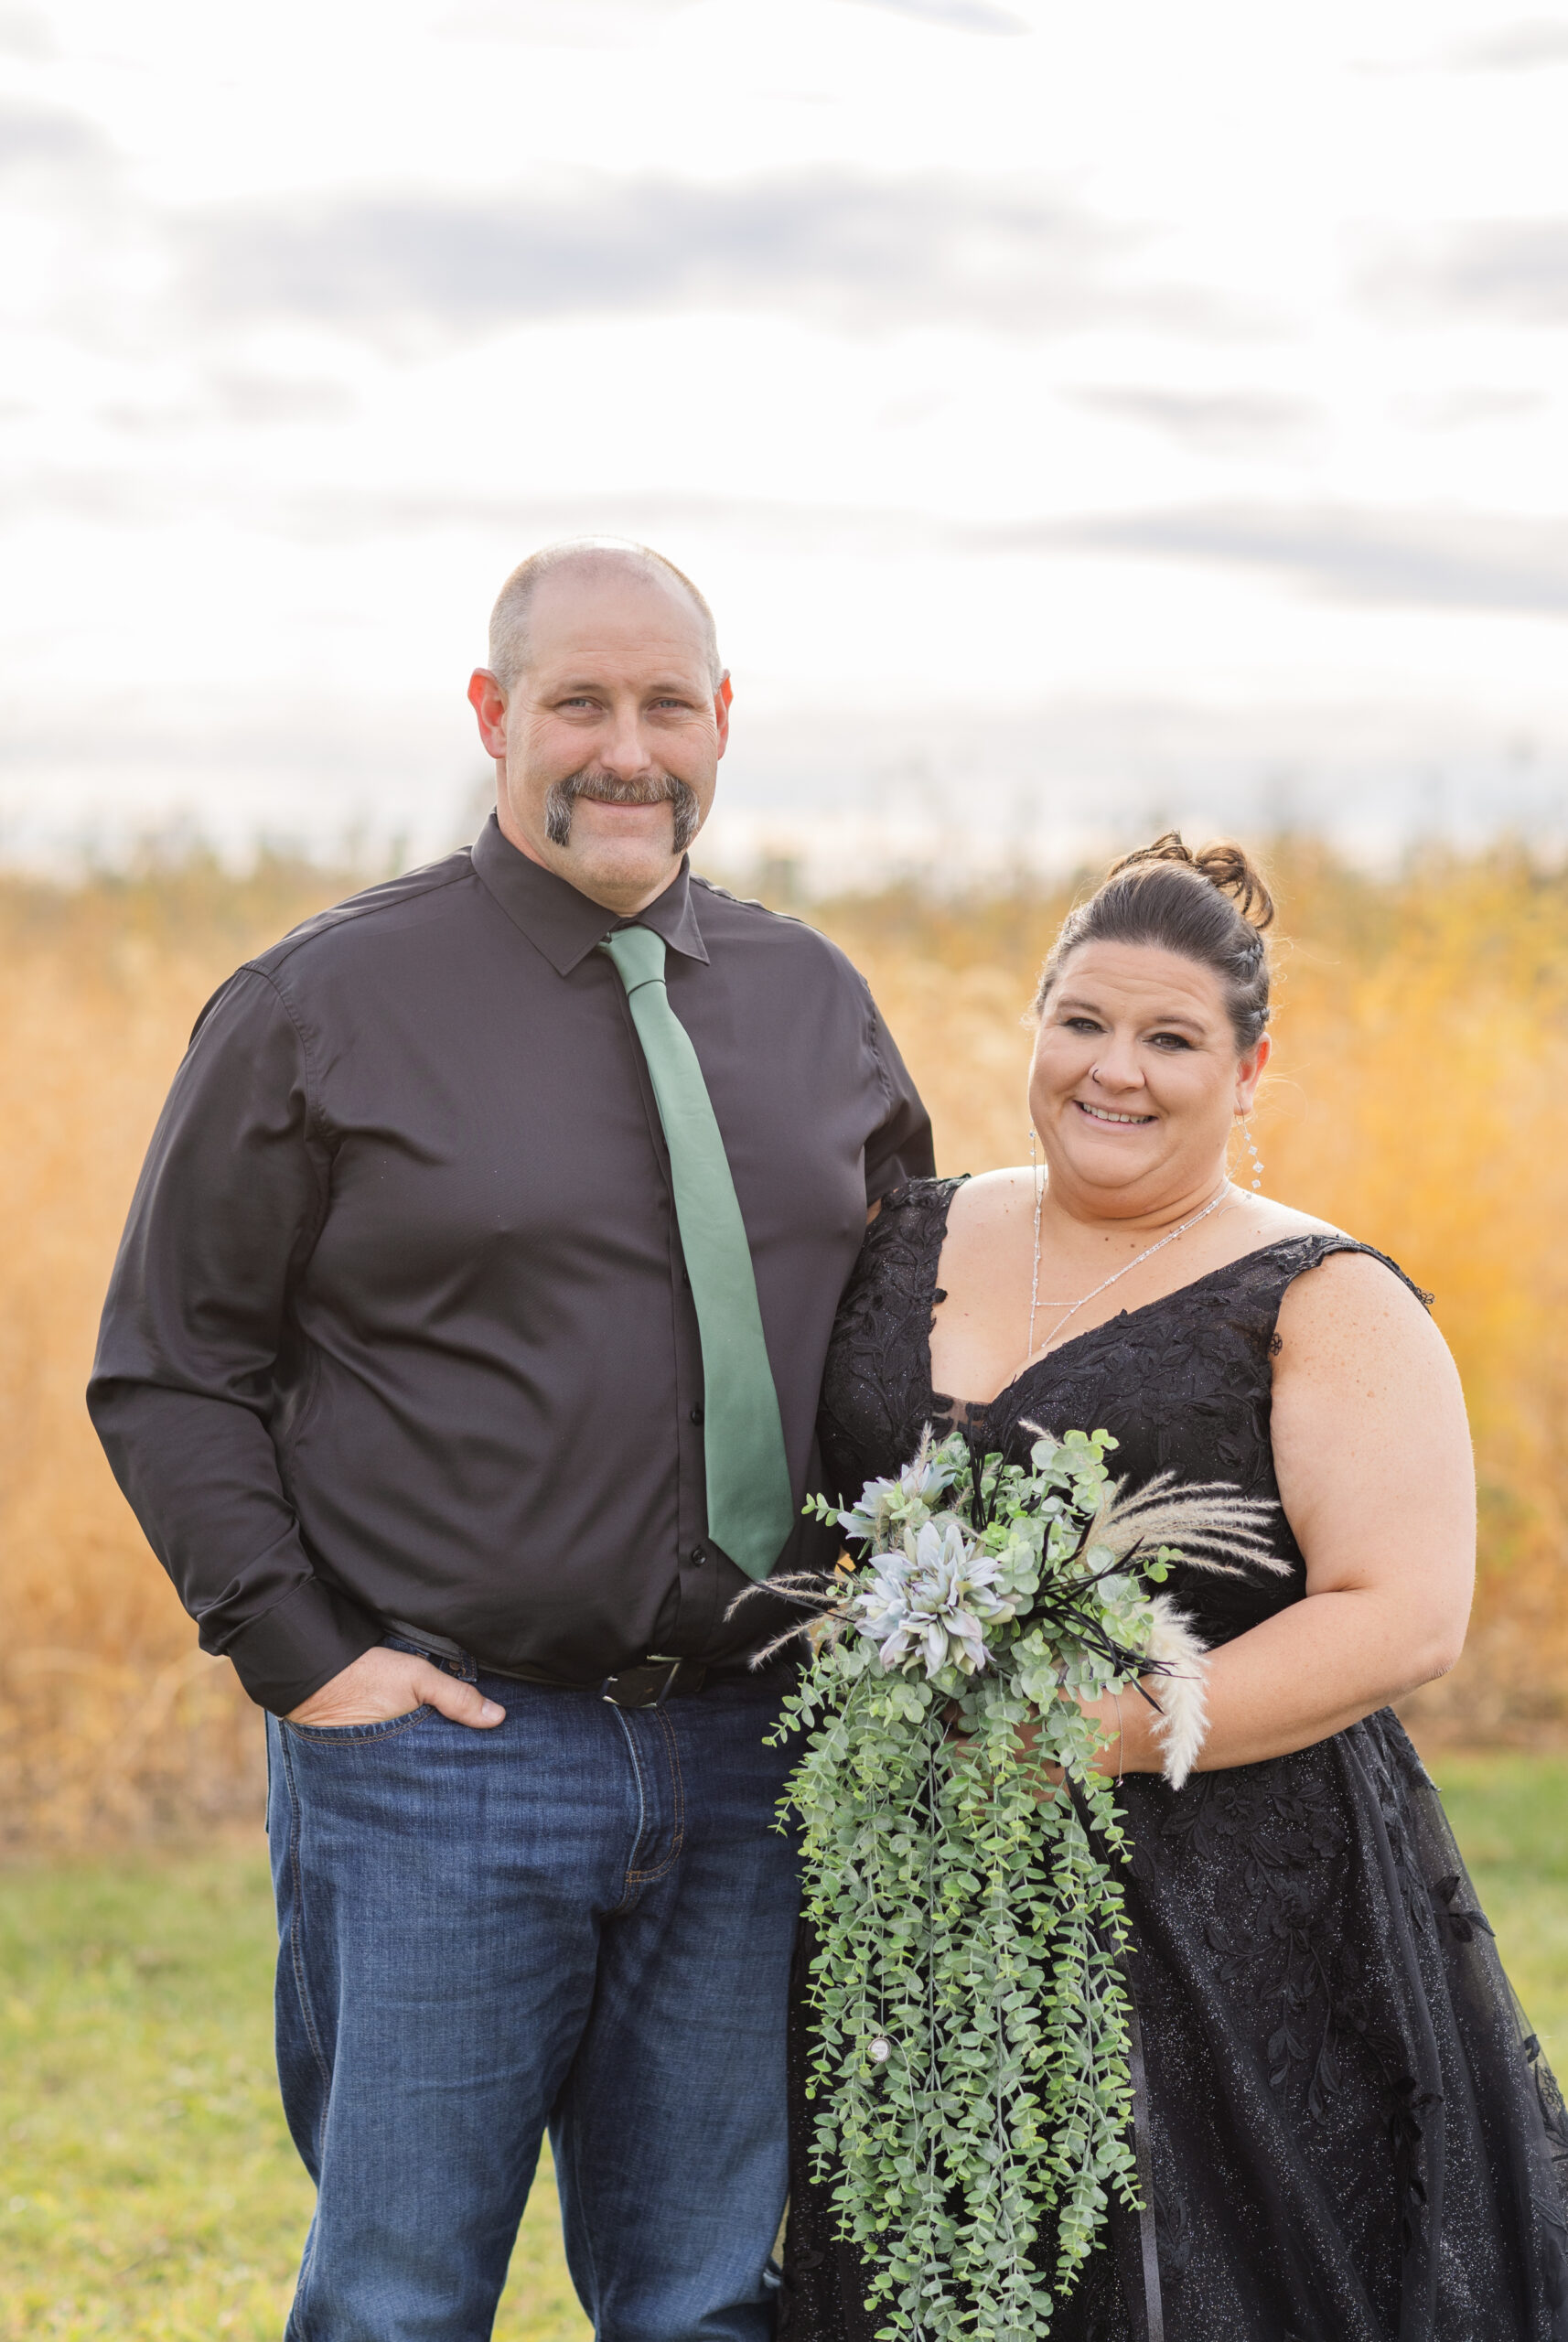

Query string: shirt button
689 1404 704 1424
689 1545 706 1567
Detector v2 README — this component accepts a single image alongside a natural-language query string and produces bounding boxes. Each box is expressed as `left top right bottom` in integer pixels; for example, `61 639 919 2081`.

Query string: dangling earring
1237 1112 1264 1193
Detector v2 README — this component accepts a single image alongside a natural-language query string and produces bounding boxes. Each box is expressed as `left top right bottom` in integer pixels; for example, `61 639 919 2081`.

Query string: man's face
467 562 731 916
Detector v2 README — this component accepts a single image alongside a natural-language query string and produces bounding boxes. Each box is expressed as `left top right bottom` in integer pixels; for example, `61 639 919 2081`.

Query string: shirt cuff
219 1577 385 1714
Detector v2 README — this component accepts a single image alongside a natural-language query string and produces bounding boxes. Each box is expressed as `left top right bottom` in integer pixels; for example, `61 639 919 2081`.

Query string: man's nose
596 704 657 779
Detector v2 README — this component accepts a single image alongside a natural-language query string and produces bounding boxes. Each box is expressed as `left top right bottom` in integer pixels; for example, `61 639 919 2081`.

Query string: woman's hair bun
1035 831 1276 1049
1104 833 1275 931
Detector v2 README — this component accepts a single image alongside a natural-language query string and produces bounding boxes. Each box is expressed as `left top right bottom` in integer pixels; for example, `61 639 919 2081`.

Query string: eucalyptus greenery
761 1424 1280 2342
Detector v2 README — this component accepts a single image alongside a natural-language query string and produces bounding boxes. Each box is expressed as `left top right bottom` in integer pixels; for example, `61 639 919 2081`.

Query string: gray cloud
0 95 110 171
1026 502 1568 615
1447 16 1568 69
1367 218 1568 325
1067 386 1317 453
852 0 1029 33
14 423 1557 624
178 169 1221 345
255 486 952 554
220 483 1568 619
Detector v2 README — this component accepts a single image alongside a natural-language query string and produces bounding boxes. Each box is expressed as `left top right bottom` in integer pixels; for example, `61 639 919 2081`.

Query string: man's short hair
488 539 723 693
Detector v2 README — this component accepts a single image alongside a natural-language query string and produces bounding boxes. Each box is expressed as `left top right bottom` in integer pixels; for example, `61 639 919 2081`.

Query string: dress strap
1272 1231 1434 1312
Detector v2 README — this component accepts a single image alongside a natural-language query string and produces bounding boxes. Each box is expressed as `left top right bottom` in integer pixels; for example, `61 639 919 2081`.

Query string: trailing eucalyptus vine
760 1425 1280 2341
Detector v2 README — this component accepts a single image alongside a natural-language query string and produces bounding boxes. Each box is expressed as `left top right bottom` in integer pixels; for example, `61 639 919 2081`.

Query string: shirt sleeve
86 966 383 1713
862 989 938 1200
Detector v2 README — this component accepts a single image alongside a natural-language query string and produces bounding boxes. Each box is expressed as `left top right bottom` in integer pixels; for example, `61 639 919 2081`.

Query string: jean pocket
281 1705 435 1745
381 1630 478 1681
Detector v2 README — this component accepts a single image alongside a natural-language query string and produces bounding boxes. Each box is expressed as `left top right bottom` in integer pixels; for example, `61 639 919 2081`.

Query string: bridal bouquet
753 1425 1279 2342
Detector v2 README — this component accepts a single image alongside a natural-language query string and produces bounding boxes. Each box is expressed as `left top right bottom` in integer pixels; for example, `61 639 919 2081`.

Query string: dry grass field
2 838 1566 1846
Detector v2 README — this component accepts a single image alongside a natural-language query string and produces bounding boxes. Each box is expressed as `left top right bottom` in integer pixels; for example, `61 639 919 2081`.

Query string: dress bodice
819 1176 1430 1649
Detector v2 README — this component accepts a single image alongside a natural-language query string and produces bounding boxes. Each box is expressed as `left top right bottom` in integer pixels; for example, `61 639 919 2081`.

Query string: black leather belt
383 1620 726 1707
488 1653 711 1705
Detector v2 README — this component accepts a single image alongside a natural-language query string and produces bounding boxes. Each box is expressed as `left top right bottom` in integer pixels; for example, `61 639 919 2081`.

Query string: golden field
2 840 1565 1847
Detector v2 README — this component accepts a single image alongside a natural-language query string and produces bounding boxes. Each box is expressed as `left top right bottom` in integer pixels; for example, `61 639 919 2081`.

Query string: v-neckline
921 1183 1314 1422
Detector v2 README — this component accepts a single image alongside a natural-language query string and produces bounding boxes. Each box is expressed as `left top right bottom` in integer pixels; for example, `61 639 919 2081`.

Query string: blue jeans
265 1640 800 2342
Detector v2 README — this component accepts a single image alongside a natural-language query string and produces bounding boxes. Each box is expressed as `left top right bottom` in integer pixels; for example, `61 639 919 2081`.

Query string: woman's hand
1076 1684 1164 1776
948 1684 1165 1789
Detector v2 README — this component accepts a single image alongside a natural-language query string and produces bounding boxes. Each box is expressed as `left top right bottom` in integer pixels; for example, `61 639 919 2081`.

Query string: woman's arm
1086 1248 1477 1775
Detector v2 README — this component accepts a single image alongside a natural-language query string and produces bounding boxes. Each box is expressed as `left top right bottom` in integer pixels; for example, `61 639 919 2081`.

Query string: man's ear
714 671 734 759
468 669 510 759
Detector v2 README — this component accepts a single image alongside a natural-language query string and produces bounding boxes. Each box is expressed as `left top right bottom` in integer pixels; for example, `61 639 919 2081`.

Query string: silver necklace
1024 1172 1232 1370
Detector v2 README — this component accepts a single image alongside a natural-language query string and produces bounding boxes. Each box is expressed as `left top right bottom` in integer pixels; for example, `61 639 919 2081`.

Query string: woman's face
1028 940 1269 1212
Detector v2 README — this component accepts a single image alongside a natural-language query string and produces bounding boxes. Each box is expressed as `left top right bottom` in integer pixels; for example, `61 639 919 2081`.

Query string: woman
782 837 1568 2341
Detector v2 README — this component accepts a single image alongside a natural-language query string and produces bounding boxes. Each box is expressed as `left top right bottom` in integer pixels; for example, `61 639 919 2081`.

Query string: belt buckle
599 1659 682 1710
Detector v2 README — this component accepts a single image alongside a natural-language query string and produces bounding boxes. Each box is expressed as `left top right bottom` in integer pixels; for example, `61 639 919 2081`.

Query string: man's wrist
219 1579 384 1714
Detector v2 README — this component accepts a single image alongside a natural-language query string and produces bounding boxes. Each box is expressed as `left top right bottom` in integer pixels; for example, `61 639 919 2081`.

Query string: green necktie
598 923 795 1584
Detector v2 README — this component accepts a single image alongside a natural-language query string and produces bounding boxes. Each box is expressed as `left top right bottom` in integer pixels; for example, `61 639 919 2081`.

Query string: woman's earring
1237 1113 1264 1193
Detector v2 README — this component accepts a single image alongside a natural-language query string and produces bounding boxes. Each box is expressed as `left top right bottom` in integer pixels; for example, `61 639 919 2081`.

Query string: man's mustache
544 768 701 854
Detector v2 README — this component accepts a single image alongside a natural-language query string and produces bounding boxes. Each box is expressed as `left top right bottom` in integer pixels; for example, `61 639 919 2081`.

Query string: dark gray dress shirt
88 818 935 1713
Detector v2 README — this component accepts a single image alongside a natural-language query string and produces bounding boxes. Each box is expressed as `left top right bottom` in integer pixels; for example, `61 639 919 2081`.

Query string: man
88 541 934 2342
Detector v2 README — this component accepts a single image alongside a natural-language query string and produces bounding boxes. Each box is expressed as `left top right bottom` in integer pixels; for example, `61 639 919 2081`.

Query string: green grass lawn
2 1754 1565 2338
0 1836 589 2341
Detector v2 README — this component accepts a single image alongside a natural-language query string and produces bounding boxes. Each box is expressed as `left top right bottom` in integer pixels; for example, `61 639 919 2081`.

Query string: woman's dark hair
1034 833 1275 1050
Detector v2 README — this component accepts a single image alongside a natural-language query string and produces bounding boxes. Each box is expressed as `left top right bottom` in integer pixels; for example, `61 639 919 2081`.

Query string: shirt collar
471 813 710 975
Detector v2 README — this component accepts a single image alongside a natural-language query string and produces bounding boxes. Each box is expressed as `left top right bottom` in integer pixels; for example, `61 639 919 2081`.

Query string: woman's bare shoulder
943 1166 1036 1238
1235 1195 1342 1245
1218 1200 1436 1350
1274 1237 1446 1372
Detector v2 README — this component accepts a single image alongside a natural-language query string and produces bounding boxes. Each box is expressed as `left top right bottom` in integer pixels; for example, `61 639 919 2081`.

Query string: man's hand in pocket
285 1647 506 1729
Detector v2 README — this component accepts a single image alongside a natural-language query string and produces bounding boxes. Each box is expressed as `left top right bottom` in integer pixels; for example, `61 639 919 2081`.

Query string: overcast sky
4 0 1567 877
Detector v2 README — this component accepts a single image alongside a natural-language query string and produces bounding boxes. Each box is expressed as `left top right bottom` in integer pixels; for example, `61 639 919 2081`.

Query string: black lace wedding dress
780 1177 1568 2342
